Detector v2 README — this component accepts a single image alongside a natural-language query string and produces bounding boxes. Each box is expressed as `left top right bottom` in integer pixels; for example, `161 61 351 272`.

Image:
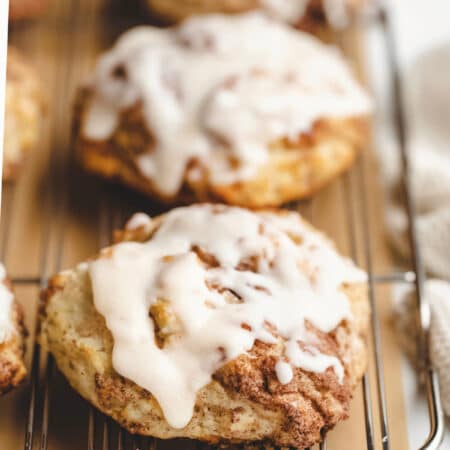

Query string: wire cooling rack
0 3 445 450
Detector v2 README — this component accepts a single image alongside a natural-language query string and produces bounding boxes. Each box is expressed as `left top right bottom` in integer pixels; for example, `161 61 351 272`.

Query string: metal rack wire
1 5 445 450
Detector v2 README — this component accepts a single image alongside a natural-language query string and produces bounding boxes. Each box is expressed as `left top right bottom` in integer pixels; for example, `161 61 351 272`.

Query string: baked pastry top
75 13 371 208
40 204 369 448
0 264 26 396
9 0 46 21
4 47 44 180
145 0 372 31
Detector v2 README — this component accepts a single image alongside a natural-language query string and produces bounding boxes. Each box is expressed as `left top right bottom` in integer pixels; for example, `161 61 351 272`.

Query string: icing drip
0 264 13 343
275 360 294 384
82 13 372 196
125 212 153 231
88 205 366 429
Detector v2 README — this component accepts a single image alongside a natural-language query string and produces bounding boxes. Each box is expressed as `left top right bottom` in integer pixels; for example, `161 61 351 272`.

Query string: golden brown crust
74 89 368 208
40 210 369 448
8 0 46 21
146 0 259 23
145 0 367 35
0 279 27 396
4 47 44 181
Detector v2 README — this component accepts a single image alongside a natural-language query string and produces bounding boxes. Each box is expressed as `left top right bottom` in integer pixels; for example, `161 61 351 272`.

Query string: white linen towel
372 18 450 416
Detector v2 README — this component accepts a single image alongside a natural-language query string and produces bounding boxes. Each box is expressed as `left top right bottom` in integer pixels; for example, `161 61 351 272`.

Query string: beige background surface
1 1 409 448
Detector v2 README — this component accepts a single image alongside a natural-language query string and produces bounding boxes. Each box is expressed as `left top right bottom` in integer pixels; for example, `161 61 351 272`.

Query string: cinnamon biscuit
4 47 44 180
75 13 372 207
146 0 371 34
40 205 369 448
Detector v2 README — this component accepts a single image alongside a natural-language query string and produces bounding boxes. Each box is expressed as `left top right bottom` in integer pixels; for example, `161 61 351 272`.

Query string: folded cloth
383 150 450 281
375 40 450 416
393 281 450 416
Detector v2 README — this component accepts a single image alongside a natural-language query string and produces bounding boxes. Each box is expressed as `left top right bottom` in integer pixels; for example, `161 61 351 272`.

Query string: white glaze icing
0 264 13 343
126 212 153 231
275 360 293 384
82 13 372 197
88 205 366 429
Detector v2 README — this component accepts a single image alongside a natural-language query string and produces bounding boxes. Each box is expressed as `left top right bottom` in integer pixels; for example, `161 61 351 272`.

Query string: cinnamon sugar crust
0 278 27 396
